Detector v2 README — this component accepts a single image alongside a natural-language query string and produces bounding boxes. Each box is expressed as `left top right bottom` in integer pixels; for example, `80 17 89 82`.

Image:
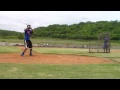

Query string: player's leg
103 43 105 52
30 48 32 56
105 48 107 52
105 44 107 53
21 40 28 56
106 43 109 53
28 40 33 56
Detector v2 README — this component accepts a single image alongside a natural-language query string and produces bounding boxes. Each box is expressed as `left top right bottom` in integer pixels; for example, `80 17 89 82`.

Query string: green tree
18 33 24 39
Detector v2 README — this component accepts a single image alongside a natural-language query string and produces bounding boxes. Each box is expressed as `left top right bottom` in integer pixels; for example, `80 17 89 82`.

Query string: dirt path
0 47 114 64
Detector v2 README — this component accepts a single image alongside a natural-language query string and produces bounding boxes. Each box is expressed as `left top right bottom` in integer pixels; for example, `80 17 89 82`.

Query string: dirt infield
0 47 114 64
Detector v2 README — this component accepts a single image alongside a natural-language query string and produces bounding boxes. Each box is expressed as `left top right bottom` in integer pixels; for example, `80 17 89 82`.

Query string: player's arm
24 27 29 31
30 27 34 33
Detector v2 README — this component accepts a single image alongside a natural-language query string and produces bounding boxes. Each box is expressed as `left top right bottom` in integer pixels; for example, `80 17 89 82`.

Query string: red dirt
0 47 114 65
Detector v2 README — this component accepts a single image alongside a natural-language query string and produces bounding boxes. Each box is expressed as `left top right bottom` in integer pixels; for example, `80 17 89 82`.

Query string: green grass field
0 43 120 78
1 38 120 46
0 46 21 53
0 38 87 44
0 63 120 79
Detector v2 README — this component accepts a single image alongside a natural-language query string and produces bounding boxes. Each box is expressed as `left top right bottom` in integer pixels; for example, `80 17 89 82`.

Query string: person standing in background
103 35 109 53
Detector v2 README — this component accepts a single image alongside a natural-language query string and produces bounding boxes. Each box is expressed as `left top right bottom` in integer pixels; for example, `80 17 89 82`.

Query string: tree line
0 20 120 40
0 30 23 39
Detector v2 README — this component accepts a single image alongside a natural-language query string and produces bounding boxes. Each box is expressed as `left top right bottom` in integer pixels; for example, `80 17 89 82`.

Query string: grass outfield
0 46 21 53
0 63 120 79
0 38 120 46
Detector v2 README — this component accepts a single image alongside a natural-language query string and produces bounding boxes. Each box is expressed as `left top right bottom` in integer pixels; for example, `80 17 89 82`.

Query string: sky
0 11 120 32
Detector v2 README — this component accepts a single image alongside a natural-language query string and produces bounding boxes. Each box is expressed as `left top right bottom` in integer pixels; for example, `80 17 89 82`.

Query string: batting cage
89 32 110 53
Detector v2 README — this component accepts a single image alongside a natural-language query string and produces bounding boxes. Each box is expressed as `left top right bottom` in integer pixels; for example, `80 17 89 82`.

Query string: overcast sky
0 11 120 32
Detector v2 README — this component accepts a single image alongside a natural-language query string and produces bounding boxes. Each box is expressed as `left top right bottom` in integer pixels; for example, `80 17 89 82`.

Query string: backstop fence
89 32 110 53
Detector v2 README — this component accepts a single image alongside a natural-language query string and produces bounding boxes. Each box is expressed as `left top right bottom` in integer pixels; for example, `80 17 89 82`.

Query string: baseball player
21 25 34 56
103 35 109 53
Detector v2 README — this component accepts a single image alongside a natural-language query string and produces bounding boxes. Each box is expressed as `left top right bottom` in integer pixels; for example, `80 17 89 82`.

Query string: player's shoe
21 52 24 56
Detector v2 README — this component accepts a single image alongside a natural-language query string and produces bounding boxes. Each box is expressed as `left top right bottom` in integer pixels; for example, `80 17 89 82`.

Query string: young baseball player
21 25 34 56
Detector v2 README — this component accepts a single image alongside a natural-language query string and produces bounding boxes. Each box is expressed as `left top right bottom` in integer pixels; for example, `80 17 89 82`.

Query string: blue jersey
103 37 109 49
104 37 108 44
24 29 33 40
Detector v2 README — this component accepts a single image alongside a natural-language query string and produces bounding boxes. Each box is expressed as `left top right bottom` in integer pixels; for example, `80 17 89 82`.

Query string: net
89 32 110 53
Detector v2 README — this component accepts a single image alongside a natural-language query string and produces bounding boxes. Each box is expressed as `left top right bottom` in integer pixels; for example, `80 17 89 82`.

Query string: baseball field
0 43 120 79
0 39 120 79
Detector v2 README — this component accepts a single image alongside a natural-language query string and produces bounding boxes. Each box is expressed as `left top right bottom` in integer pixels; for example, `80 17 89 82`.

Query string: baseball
59 56 61 57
